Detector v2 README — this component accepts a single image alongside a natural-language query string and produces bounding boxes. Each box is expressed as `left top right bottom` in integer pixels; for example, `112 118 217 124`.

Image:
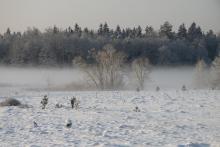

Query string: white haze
0 66 202 95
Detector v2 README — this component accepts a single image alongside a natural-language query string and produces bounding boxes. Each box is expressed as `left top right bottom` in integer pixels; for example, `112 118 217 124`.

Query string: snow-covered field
0 67 219 147
0 90 219 147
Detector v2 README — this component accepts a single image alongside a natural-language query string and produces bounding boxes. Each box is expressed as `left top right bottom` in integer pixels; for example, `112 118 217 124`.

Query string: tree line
0 21 219 66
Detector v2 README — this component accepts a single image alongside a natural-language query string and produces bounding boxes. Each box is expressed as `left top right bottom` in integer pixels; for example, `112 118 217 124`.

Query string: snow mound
0 98 21 107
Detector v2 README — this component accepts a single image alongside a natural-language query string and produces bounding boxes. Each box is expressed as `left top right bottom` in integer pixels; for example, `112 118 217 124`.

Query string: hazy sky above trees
0 0 219 33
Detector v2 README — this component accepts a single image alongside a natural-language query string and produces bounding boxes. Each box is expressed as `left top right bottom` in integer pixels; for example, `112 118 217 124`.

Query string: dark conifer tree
6 28 11 35
187 22 202 41
98 23 104 35
74 23 82 36
205 30 218 60
103 22 110 36
84 27 89 34
145 26 155 37
136 26 142 38
0 21 219 66
53 26 59 34
115 25 122 38
159 21 174 39
177 23 187 39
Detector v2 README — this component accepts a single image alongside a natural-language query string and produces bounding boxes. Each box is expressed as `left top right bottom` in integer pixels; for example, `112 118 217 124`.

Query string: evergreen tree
0 21 219 66
98 23 104 35
177 23 187 39
6 28 11 35
145 26 155 37
136 26 142 38
115 25 122 38
187 22 203 41
83 27 89 34
159 21 174 39
205 30 218 60
74 23 82 36
3 28 12 39
74 23 80 32
103 22 110 35
68 26 73 33
53 26 59 34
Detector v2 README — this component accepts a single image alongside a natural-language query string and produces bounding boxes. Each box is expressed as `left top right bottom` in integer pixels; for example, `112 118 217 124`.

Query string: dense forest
0 21 219 66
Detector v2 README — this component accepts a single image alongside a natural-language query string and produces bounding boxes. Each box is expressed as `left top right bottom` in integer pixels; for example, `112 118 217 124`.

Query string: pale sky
0 0 220 33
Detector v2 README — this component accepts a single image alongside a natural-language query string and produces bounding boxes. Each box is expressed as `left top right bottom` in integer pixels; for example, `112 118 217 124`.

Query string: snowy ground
0 90 219 147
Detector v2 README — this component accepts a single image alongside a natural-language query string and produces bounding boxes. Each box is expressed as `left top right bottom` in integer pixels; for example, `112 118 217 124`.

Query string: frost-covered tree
211 56 220 89
78 44 125 90
194 59 209 88
132 57 151 90
145 26 156 37
0 22 219 66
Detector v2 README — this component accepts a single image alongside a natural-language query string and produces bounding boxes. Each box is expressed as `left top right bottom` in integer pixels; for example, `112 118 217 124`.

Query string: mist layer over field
0 66 198 93
0 67 219 146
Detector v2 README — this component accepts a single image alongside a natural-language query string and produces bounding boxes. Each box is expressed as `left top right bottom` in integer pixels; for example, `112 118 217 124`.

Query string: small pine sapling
66 119 72 128
134 106 140 112
33 121 38 127
75 100 80 109
182 85 187 91
41 95 48 109
71 97 76 109
156 86 160 91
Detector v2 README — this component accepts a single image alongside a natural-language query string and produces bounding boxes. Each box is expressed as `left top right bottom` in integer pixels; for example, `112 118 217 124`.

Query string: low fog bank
148 66 195 90
0 66 206 94
0 66 86 86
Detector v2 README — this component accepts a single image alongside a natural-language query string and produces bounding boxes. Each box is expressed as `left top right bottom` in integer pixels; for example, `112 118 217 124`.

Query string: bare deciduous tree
132 57 151 90
211 56 220 89
74 44 125 90
194 59 209 88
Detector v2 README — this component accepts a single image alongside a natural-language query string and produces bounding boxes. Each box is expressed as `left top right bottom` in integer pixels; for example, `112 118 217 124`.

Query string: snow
0 90 219 147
